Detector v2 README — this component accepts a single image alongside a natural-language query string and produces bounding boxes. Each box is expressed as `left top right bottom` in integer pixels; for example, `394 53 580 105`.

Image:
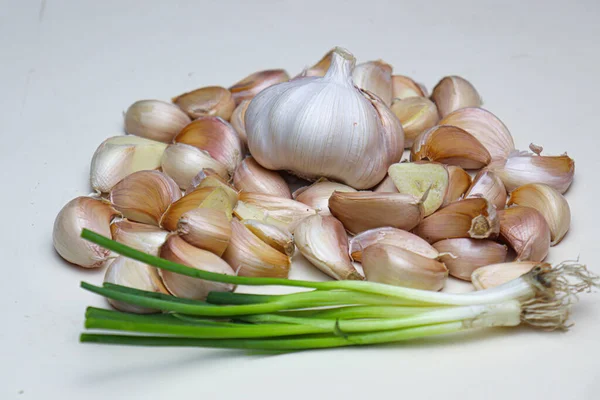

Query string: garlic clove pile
328 191 424 234
229 69 290 105
391 75 427 99
230 99 251 147
302 48 334 77
161 143 228 189
412 197 500 243
187 170 239 206
53 196 120 268
110 219 169 256
159 235 235 300
507 183 570 245
349 227 439 262
233 157 291 198
431 76 482 118
373 175 398 193
109 170 181 226
352 60 393 106
433 239 507 281
177 208 232 256
90 136 168 193
441 166 471 206
172 86 235 120
388 162 449 216
293 179 357 215
390 97 440 148
161 187 234 231
175 116 243 174
235 192 316 232
242 219 295 257
361 244 448 291
124 100 191 143
498 206 551 262
471 261 541 290
465 169 507 210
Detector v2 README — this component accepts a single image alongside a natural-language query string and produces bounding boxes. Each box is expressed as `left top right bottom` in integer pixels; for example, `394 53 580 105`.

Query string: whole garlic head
245 47 404 189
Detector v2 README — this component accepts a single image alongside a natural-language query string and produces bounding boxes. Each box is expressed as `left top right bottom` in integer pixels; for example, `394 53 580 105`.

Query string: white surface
2 0 599 398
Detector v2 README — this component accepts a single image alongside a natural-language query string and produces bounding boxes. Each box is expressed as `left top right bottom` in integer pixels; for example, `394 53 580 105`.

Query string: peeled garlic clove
233 157 291 198
187 170 239 206
302 49 334 77
431 76 482 118
442 166 471 206
439 107 515 162
175 116 243 174
390 97 440 148
161 187 234 231
488 151 575 194
328 191 424 234
229 69 290 105
392 75 427 99
90 136 168 193
498 206 550 262
388 162 449 216
172 86 235 120
177 208 231 256
507 183 570 245
237 192 316 232
373 175 398 193
293 180 357 215
104 256 169 313
53 197 119 268
352 60 393 106
412 198 500 243
465 169 507 210
223 219 291 278
349 227 439 262
433 239 507 281
230 100 251 147
242 219 295 256
161 143 228 189
110 219 169 256
109 170 181 226
411 125 491 169
361 244 448 291
471 261 541 290
124 100 191 143
160 235 235 300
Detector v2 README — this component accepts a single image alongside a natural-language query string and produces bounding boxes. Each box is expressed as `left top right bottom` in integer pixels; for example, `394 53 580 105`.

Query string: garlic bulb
431 76 482 118
159 235 235 300
392 75 427 99
109 170 181 226
161 187 234 231
242 219 295 256
507 183 570 245
233 157 291 198
229 69 290 105
245 47 404 189
352 60 393 106
373 175 398 193
361 244 448 291
110 219 169 256
498 206 550 262
433 239 507 281
235 192 316 232
442 166 471 206
187 170 239 206
293 214 362 280
178 208 232 256
390 97 439 148
471 261 540 290
90 136 168 193
230 100 251 147
124 100 191 143
53 197 119 268
161 143 228 189
293 180 357 215
172 86 235 120
349 227 439 262
388 162 449 216
104 256 169 313
465 169 507 210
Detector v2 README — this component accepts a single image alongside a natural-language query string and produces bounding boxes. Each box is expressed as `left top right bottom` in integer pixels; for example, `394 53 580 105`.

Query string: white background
2 0 599 399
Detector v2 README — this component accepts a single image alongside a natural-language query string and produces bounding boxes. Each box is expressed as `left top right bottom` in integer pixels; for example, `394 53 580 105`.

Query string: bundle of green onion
80 229 598 351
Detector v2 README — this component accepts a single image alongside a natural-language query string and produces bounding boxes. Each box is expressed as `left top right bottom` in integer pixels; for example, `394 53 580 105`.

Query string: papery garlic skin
161 143 228 189
498 206 550 262
230 100 251 147
229 69 290 105
465 169 507 210
392 75 427 99
124 100 191 143
431 76 482 118
302 49 334 77
442 166 471 206
172 86 235 120
53 197 120 268
161 187 234 231
178 208 232 256
349 227 439 262
373 175 398 193
242 219 295 256
233 157 291 198
390 97 439 148
293 180 357 215
236 192 316 232
471 261 540 290
433 239 507 281
245 47 404 189
110 219 169 256
352 60 393 106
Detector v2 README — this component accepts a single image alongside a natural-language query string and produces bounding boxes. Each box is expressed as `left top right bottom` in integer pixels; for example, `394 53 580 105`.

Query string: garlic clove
439 107 515 162
230 99 251 147
242 219 295 256
175 116 243 174
104 256 169 313
236 192 316 232
390 97 440 148
488 151 575 194
411 125 491 169
412 198 500 243
124 100 191 143
109 170 181 226
361 244 448 291
293 180 357 215
465 169 507 210
392 75 427 99
293 214 363 280
302 48 334 77
90 136 168 193
233 157 291 198
431 76 482 118
229 69 290 105
349 227 439 262
471 261 541 290
498 206 551 262
187 170 239 206
161 143 228 189
53 196 120 268
441 166 471 206
223 219 291 278
433 238 507 281
352 60 394 106
177 208 231 256
373 175 399 193
161 187 234 231
110 219 169 256
233 201 289 232
172 86 235 120
388 162 449 216
159 235 235 300
507 183 570 245
328 191 424 234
